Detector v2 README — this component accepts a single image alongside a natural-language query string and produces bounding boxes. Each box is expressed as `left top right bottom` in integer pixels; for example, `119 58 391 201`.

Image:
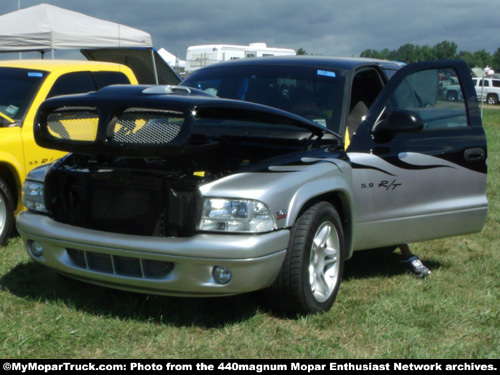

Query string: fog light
213 266 231 284
29 240 44 257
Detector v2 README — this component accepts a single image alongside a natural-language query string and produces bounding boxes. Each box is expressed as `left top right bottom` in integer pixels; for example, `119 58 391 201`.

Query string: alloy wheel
308 221 340 303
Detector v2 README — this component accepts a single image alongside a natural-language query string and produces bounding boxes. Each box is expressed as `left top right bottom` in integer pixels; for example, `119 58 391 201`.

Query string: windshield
0 67 47 124
182 64 347 134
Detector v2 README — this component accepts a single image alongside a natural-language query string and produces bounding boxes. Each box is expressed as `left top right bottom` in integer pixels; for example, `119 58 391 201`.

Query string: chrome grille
111 108 183 145
67 248 174 279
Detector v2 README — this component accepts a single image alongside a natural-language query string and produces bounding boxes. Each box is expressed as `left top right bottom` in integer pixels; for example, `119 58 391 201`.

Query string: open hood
81 48 181 85
34 85 335 157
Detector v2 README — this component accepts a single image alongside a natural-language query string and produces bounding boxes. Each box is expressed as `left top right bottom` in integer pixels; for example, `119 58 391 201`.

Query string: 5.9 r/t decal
361 180 402 191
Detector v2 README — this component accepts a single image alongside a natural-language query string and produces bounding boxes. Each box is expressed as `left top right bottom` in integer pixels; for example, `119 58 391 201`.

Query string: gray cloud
3 0 499 60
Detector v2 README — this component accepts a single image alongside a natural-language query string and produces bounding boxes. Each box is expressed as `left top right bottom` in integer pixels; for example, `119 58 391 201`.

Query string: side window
387 68 468 130
479 80 489 87
191 78 221 96
92 71 131 89
347 69 384 138
492 80 500 88
47 71 96 98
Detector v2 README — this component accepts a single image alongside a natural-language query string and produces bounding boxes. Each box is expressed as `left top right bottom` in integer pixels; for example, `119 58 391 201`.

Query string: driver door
347 60 488 251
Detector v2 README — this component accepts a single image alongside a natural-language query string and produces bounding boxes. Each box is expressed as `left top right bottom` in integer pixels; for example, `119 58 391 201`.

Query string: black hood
34 85 337 157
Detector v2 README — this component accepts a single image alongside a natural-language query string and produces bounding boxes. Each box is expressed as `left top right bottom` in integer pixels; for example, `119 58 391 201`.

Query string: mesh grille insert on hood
111 108 184 145
46 107 99 142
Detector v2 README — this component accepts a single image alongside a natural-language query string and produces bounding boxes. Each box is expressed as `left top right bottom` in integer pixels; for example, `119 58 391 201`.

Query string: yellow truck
0 59 138 245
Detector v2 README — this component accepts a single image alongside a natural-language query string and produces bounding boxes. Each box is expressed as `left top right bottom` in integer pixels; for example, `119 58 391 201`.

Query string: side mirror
372 110 424 134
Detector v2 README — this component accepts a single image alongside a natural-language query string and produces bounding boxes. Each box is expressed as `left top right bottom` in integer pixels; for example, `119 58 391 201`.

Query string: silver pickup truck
17 57 488 314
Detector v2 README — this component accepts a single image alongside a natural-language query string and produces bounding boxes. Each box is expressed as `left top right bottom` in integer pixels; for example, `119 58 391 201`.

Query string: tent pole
18 1 21 59
151 48 159 85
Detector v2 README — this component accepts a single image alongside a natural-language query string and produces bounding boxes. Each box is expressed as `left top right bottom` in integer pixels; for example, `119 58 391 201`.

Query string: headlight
22 181 47 213
199 198 275 233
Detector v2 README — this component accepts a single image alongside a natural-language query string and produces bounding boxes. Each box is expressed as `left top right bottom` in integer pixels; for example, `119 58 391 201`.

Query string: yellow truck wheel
0 177 14 246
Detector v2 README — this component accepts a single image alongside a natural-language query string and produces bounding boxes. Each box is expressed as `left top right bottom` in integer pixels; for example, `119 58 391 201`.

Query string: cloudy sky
2 0 499 60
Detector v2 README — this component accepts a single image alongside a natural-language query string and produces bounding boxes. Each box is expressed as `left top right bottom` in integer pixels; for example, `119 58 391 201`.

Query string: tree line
360 41 500 71
297 41 500 71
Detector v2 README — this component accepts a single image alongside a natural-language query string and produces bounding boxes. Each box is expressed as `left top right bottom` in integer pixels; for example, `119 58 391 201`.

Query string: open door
347 60 488 250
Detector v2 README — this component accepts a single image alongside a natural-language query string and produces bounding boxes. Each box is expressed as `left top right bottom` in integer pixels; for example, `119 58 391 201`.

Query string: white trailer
185 43 295 73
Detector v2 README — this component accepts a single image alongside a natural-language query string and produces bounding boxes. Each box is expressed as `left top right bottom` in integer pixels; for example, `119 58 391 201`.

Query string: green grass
1 109 500 359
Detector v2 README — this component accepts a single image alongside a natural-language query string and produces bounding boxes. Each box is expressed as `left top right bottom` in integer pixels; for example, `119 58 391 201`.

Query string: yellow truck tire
0 177 15 246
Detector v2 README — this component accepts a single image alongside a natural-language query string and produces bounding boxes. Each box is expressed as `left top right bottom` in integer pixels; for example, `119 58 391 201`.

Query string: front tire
271 201 345 314
487 94 498 105
0 177 15 247
447 91 458 102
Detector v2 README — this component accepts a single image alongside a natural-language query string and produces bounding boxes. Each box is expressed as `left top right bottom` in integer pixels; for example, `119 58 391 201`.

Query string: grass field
1 109 499 359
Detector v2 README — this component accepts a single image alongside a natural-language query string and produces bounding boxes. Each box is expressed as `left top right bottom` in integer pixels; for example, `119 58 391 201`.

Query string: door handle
464 148 485 162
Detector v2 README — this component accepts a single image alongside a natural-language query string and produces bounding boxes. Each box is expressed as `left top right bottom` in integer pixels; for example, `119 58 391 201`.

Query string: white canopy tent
0 3 152 57
0 4 181 85
158 48 186 69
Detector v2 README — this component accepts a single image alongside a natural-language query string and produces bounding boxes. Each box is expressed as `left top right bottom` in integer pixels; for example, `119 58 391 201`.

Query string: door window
346 69 384 139
385 68 468 130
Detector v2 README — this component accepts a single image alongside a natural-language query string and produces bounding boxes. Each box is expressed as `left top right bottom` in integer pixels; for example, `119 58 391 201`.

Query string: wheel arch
287 188 354 261
487 93 499 102
447 89 458 99
0 162 20 208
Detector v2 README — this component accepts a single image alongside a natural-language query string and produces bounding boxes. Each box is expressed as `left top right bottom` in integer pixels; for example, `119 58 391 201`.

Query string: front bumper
17 211 290 297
